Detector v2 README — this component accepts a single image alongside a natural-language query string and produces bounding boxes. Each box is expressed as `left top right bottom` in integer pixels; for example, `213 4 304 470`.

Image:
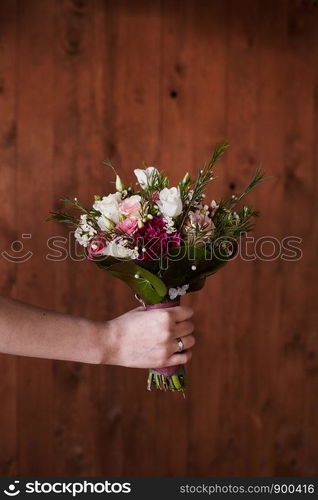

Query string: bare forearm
0 296 106 364
0 296 195 369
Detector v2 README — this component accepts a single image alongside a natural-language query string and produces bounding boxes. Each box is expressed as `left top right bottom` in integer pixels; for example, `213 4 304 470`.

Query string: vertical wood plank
52 0 103 476
245 0 287 476
272 0 318 476
106 0 162 477
15 0 55 475
215 0 263 476
160 0 229 477
0 0 18 476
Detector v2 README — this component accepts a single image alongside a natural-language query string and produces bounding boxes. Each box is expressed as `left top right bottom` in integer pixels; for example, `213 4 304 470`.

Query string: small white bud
103 217 115 230
134 273 140 279
191 265 197 271
115 175 125 192
181 172 190 184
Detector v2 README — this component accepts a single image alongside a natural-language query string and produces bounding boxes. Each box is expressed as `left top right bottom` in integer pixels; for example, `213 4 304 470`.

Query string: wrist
93 319 119 366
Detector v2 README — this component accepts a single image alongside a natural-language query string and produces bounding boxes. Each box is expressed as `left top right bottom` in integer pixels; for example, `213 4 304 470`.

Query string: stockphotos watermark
1 478 317 498
2 479 131 496
1 232 303 264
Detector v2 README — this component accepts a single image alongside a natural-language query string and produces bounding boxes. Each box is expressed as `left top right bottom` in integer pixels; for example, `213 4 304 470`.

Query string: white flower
74 228 90 247
210 199 219 216
187 190 194 201
163 216 176 234
96 215 114 231
157 187 183 218
232 211 240 224
93 192 122 224
104 240 138 259
134 166 159 189
74 214 97 247
168 284 189 300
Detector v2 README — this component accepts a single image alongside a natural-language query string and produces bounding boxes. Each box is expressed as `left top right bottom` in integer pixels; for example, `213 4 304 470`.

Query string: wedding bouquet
48 143 266 393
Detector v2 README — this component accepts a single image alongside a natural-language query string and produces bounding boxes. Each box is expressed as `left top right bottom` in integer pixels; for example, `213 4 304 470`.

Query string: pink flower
87 235 107 260
119 195 141 218
135 216 181 261
115 217 138 235
152 191 160 203
188 210 214 232
184 209 215 245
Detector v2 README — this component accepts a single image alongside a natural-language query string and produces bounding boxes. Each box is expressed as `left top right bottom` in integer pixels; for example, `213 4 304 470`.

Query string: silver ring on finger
176 337 184 353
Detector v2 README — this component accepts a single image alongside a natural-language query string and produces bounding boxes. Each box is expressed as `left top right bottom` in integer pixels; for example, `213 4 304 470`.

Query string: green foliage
213 167 270 239
107 262 167 305
159 243 235 289
46 212 78 225
178 142 229 231
235 167 269 203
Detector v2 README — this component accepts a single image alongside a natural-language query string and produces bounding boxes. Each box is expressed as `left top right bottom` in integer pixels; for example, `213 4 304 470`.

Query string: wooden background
0 0 317 477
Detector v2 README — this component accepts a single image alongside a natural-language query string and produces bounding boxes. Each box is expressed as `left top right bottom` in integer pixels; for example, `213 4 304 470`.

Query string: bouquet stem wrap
146 299 186 393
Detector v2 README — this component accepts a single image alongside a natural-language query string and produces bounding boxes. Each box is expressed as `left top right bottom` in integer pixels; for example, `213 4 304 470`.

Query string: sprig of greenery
218 167 269 213
234 167 269 204
46 211 79 226
61 196 90 214
178 142 229 231
209 142 229 167
211 167 267 240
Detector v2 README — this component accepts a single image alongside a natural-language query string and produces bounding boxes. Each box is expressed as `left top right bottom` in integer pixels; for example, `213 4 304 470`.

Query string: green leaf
107 262 167 305
160 243 236 288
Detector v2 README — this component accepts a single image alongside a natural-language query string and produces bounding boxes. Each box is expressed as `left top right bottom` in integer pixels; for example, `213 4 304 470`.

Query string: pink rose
119 195 141 218
87 235 107 260
115 217 138 235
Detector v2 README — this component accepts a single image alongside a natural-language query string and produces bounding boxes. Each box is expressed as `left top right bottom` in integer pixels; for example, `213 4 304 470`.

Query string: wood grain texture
0 0 317 477
0 0 18 477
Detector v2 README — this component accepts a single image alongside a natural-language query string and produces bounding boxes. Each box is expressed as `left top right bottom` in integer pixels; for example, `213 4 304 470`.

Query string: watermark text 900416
0 232 303 264
180 482 315 495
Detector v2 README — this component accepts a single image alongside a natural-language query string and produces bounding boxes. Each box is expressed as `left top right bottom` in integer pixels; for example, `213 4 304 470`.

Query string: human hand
103 306 195 369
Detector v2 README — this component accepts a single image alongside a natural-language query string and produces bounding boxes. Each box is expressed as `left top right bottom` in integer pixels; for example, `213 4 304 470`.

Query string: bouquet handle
145 299 186 393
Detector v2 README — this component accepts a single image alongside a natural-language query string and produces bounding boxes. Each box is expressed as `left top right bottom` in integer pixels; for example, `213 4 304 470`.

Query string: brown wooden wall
0 0 317 477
